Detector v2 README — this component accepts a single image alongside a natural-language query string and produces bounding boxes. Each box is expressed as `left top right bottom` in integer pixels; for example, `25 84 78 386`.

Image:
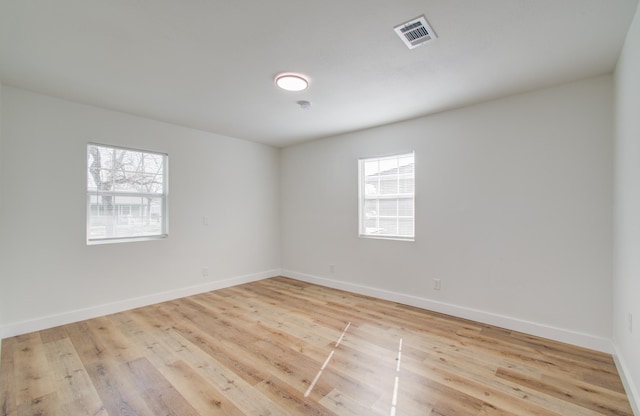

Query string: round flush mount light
274 73 309 91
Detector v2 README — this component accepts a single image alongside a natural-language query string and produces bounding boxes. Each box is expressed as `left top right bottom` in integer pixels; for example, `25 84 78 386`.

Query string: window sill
87 234 168 245
359 234 414 242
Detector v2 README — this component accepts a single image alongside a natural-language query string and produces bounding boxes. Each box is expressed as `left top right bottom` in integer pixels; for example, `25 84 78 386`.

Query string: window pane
379 199 397 216
379 158 398 175
363 160 379 177
364 219 379 234
399 156 414 172
88 195 165 239
365 177 379 196
379 177 398 194
399 177 414 194
364 199 378 218
379 218 398 236
398 198 413 216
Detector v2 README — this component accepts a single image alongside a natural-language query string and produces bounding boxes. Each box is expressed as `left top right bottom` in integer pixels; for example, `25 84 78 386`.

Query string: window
359 152 415 240
87 143 168 244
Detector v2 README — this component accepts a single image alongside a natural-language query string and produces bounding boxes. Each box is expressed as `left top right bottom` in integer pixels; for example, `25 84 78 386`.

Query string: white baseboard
281 269 613 353
1 268 613 354
0 269 280 339
613 344 640 416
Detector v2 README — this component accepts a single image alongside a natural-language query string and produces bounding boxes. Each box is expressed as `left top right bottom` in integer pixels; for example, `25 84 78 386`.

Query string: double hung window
87 143 168 244
359 152 415 240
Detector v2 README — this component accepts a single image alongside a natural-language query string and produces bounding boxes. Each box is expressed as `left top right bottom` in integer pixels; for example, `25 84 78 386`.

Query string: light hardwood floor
0 276 633 415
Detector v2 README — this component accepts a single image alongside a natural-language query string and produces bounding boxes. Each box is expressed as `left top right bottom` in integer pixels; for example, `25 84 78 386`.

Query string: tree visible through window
87 143 168 243
359 152 415 240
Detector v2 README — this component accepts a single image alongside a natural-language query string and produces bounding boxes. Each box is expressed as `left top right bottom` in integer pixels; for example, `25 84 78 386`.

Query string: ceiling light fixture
275 73 309 91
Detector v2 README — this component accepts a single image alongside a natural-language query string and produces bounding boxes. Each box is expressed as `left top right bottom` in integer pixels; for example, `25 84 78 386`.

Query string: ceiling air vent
394 15 437 49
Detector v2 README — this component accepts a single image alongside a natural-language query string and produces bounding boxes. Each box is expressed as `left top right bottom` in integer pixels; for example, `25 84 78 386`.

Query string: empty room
1 1 639 415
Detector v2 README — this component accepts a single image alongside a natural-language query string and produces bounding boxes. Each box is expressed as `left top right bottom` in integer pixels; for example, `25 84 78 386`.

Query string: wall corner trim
0 269 281 339
281 269 613 354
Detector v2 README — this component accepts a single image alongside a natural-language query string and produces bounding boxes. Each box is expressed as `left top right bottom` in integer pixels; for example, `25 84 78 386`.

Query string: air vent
394 15 437 49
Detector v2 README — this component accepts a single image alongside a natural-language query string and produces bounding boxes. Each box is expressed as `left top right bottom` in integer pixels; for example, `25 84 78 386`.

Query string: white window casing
358 152 415 241
87 143 168 244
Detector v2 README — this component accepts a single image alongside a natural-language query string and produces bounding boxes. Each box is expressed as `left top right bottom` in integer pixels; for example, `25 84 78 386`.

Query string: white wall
614 2 640 412
0 86 280 337
281 76 614 351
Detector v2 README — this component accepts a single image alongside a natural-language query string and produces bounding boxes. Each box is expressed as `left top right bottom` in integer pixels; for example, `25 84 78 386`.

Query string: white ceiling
1 1 638 147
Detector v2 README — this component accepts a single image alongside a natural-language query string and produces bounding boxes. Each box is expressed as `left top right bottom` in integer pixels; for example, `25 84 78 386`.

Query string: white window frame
358 152 415 241
87 143 169 244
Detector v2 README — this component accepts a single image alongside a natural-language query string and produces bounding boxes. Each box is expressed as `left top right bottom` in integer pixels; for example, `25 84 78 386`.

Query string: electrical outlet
202 267 209 277
330 264 335 273
629 313 633 333
203 216 209 226
433 279 441 290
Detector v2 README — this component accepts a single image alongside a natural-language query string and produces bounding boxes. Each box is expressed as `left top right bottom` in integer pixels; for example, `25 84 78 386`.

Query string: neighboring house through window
359 152 415 240
87 143 168 244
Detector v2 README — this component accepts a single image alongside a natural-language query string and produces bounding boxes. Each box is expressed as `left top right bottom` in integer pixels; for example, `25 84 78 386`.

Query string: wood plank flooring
0 276 633 415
